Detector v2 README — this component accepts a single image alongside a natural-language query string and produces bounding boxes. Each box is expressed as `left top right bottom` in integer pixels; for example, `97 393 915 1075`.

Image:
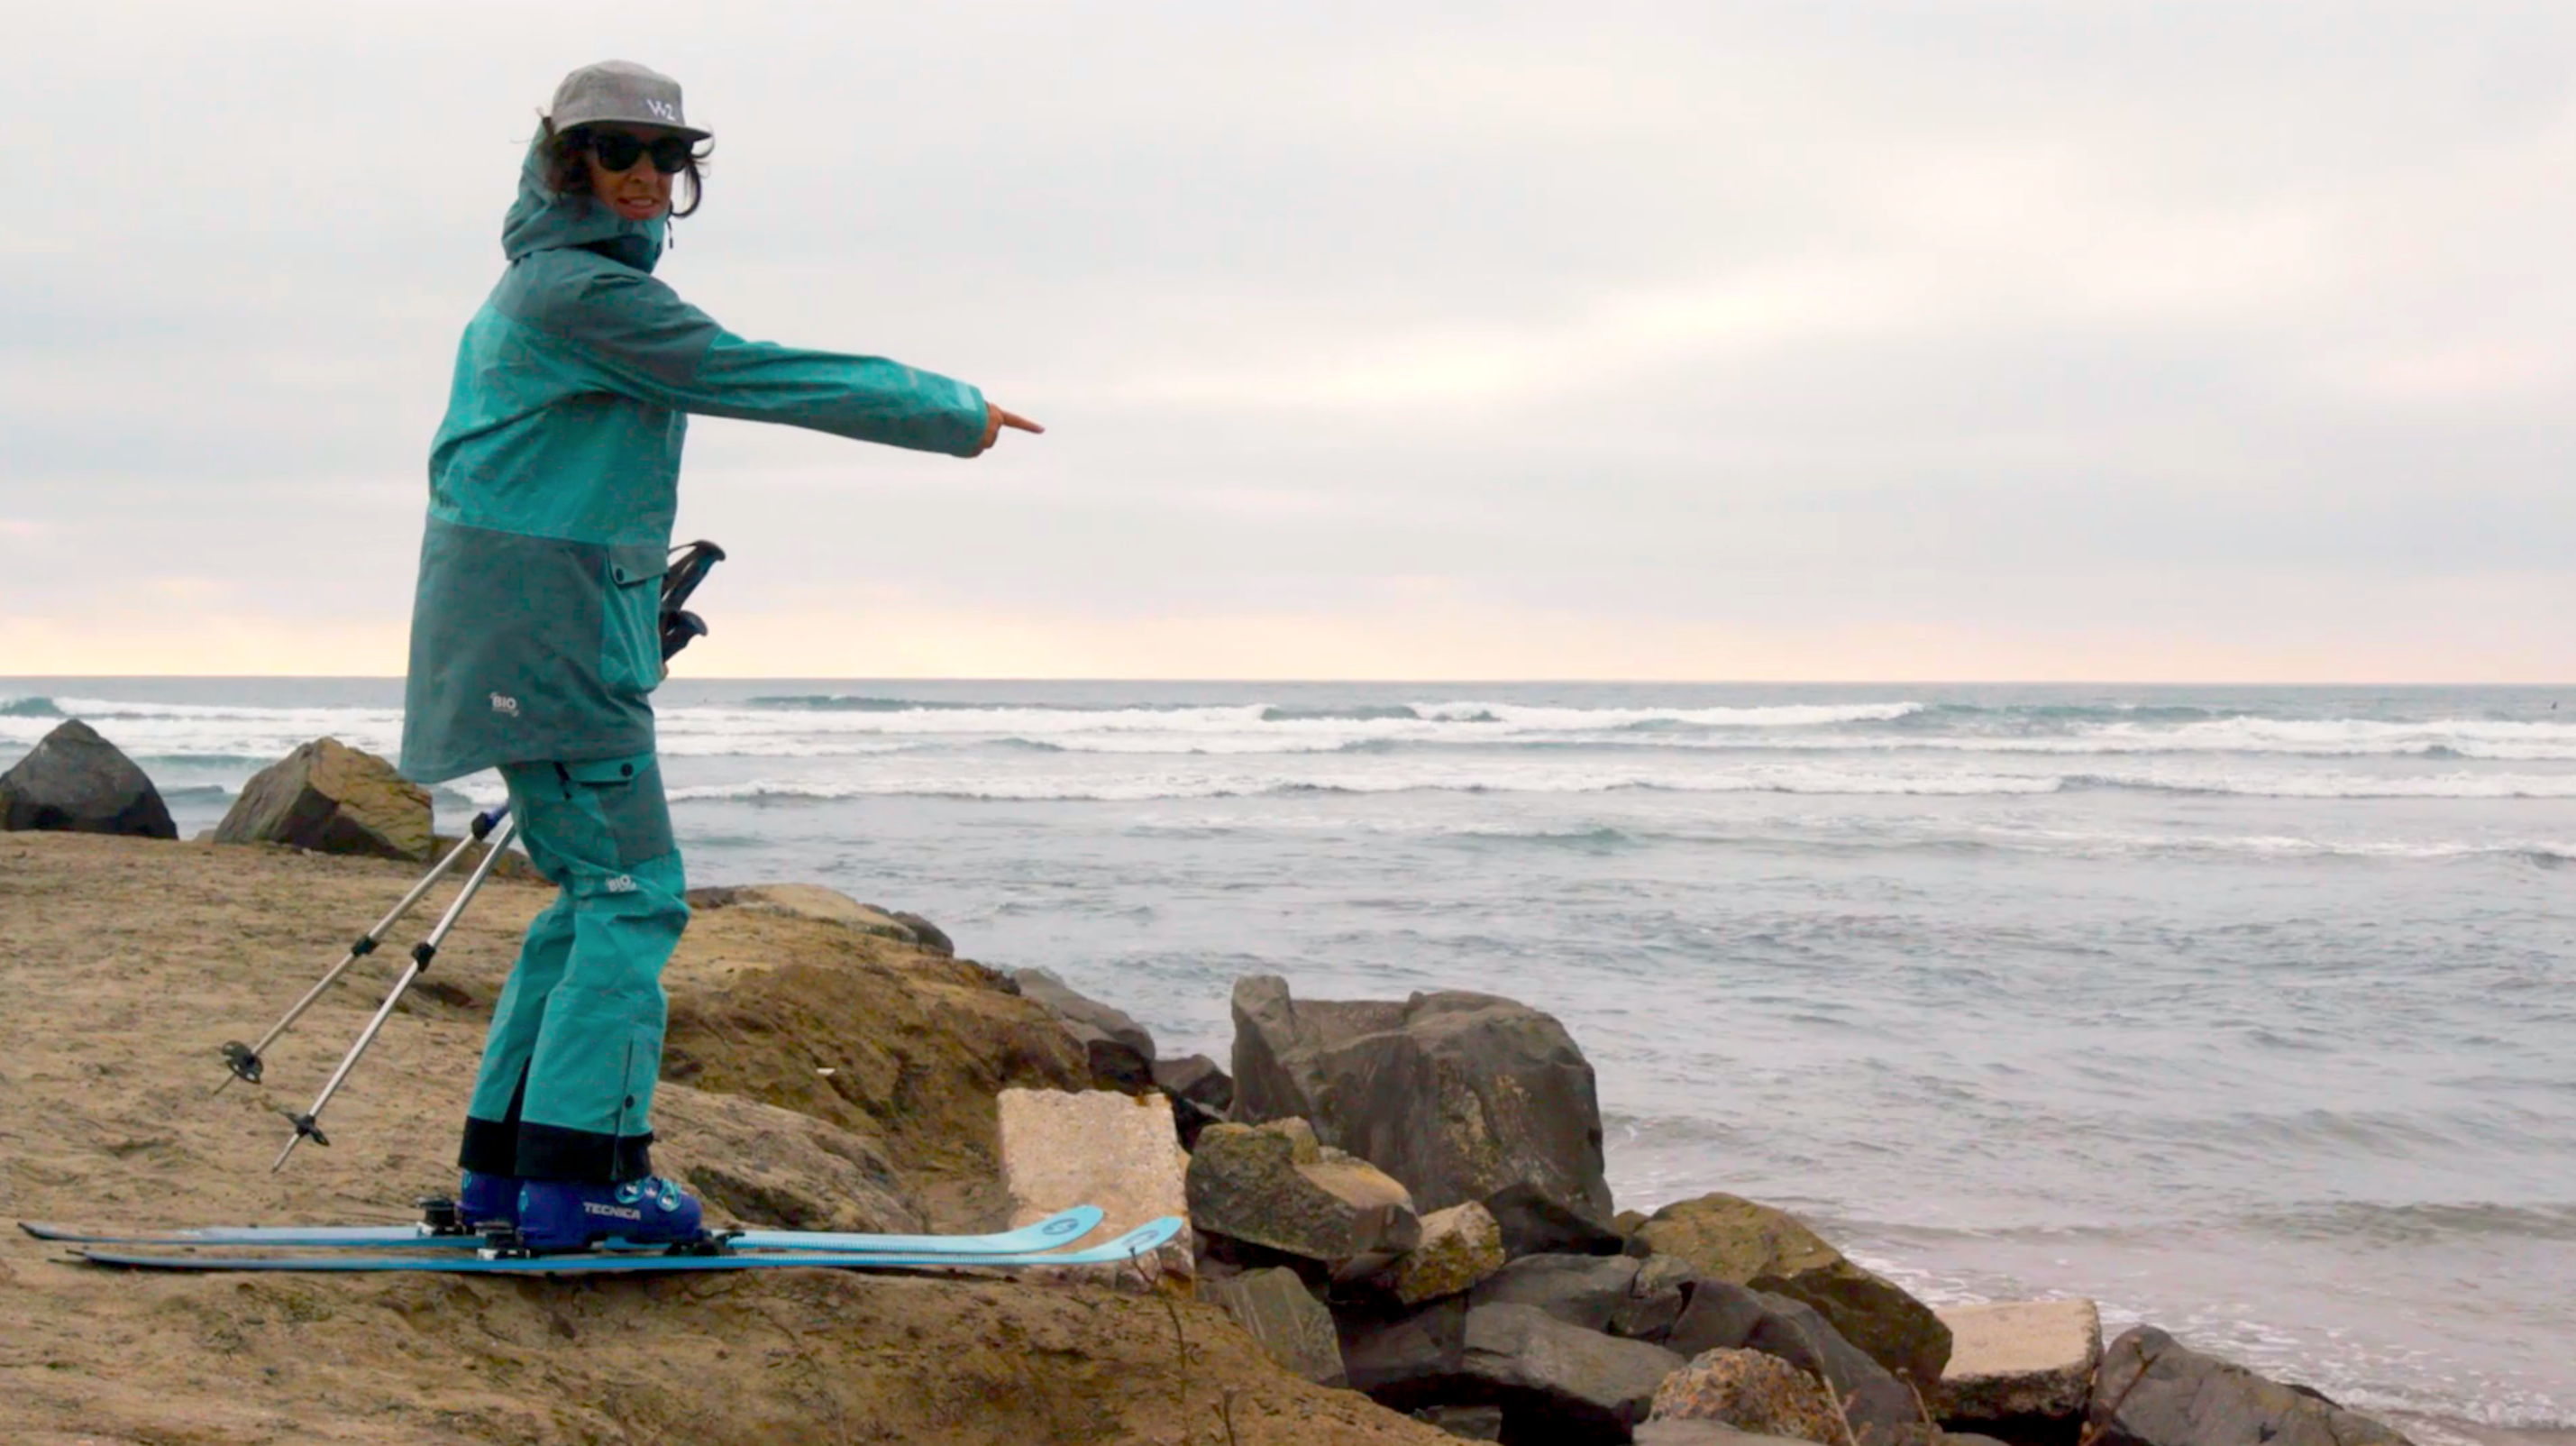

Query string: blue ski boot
515 1176 704 1254
458 1170 521 1230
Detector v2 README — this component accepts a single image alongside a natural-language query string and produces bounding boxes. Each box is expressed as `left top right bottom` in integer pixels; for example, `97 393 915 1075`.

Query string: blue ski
72 1217 1183 1275
22 1204 1106 1257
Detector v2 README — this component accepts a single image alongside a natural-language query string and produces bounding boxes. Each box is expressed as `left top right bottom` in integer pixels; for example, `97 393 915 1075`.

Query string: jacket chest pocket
599 544 670 696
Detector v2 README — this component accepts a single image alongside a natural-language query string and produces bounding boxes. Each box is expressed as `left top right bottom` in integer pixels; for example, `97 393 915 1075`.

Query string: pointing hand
973 403 1045 456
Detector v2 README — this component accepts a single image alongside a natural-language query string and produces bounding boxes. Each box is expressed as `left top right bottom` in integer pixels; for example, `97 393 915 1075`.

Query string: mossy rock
1636 1193 1951 1386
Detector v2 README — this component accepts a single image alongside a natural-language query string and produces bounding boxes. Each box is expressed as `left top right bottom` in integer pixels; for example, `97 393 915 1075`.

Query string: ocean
4 677 2570 1432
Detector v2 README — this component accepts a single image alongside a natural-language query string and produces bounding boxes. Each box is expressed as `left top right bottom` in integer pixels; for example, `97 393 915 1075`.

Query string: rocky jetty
1164 976 2420 1446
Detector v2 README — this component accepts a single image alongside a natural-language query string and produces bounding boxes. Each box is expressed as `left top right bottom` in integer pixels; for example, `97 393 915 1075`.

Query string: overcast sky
4 1 2571 680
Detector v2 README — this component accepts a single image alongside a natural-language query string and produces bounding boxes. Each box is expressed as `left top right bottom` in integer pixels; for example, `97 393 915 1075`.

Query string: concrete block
997 1087 1193 1286
1936 1299 2102 1422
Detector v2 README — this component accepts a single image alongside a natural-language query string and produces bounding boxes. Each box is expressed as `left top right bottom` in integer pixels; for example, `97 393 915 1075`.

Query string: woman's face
581 124 679 222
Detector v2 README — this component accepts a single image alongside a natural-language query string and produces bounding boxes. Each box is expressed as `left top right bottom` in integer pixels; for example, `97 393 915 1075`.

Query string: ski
72 1217 1183 1275
22 1204 1107 1257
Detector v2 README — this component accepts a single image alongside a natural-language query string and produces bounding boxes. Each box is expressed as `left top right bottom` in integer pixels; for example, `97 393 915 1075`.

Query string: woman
398 60 1039 1252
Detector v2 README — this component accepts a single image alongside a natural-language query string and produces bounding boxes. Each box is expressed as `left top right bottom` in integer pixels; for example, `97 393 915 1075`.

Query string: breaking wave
662 767 2576 805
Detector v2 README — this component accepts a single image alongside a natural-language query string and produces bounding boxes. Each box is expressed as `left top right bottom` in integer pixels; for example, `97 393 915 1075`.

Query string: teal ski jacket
399 135 988 783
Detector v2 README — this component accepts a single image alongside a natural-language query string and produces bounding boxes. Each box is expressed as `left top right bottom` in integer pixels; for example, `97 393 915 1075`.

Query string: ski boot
514 1176 704 1254
458 1170 522 1230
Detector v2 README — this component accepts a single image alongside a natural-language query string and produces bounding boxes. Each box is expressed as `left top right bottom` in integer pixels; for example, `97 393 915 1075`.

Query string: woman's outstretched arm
517 259 1041 456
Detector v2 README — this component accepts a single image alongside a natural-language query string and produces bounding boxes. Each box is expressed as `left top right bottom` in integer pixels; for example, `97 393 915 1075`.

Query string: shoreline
5 685 2567 1439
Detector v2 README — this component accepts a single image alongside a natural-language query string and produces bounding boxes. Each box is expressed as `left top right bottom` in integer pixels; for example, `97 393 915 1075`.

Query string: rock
1229 975 1612 1231
1469 1252 1642 1332
657 922 1094 1190
888 910 953 955
2087 1326 2410 1446
1936 1300 2102 1424
1169 1091 1226 1152
1649 1348 1845 1443
1014 967 1156 1059
1186 1119 1420 1262
1484 1179 1628 1258
1638 1193 1951 1387
647 1085 922 1236
996 1087 1192 1285
1015 966 1156 1091
1201 1267 1347 1386
211 737 429 860
1341 1295 1468 1396
1412 1405 1505 1440
1153 1052 1235 1112
683 883 920 943
1638 1425 1834 1446
1668 1281 1925 1446
1460 1302 1689 1441
1617 1254 1698 1342
1387 1202 1508 1304
0 720 177 839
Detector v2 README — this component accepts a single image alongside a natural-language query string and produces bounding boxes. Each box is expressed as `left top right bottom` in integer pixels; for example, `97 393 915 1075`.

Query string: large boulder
214 737 428 860
1637 1194 1950 1387
0 720 176 839
1201 1267 1348 1387
1016 966 1156 1091
1186 1119 1420 1263
1460 1302 1689 1442
1229 975 1612 1233
2087 1327 2410 1446
1935 1300 2101 1427
996 1087 1192 1286
1668 1281 1925 1446
1649 1349 1845 1444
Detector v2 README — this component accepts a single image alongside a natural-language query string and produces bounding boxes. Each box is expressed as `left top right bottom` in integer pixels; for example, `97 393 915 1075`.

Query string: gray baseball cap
548 60 710 142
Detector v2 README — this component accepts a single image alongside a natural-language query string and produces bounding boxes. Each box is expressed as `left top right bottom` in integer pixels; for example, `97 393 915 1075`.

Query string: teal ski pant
455 754 687 1184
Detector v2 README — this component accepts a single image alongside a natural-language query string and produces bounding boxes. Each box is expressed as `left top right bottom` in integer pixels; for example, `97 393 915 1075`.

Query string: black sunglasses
581 130 695 174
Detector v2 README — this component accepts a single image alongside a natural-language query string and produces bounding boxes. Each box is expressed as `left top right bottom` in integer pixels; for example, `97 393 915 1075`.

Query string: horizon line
4 674 2570 690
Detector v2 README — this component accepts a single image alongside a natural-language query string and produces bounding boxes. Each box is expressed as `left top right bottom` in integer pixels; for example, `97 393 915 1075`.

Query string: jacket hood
500 129 665 272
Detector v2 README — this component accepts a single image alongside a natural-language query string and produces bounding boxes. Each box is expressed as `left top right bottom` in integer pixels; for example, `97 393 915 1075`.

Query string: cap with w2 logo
548 60 711 142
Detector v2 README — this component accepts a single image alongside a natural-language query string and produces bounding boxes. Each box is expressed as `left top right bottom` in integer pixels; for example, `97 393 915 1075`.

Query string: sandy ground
0 830 1449 1445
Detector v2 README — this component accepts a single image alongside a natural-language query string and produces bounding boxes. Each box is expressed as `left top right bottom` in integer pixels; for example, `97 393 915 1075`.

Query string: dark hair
540 117 711 218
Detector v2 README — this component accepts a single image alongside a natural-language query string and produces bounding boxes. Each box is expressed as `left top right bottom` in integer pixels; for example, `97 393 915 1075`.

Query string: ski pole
269 812 520 1173
216 804 512 1093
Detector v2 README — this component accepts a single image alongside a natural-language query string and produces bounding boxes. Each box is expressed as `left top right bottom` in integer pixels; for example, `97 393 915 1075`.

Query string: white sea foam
658 765 2576 804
